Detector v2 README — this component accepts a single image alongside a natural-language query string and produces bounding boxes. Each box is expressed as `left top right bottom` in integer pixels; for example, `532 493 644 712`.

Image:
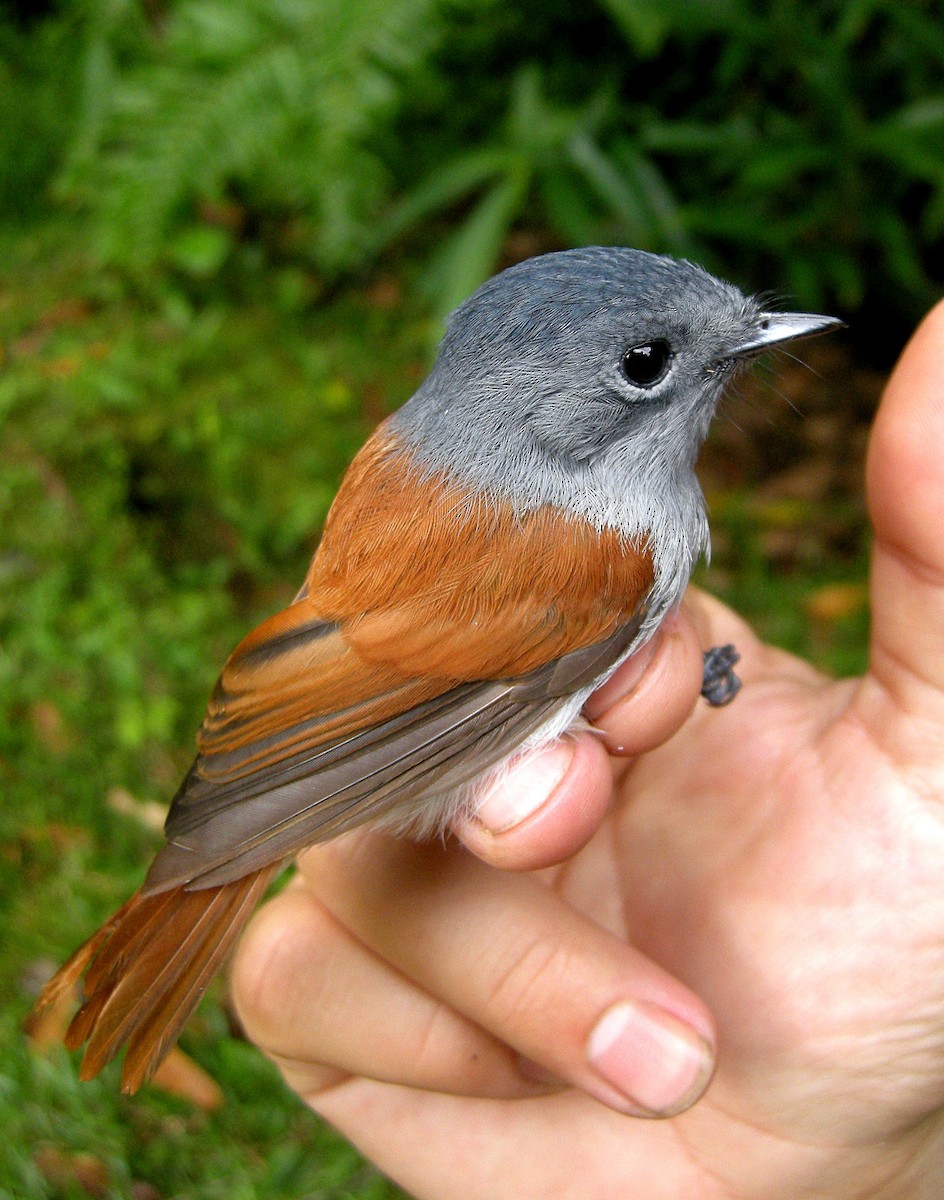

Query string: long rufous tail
27 865 278 1094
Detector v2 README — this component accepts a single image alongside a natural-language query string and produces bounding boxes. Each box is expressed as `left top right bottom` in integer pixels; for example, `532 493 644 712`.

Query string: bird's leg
700 644 741 706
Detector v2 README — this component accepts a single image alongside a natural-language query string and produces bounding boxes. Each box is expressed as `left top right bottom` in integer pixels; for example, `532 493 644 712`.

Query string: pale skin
232 302 944 1199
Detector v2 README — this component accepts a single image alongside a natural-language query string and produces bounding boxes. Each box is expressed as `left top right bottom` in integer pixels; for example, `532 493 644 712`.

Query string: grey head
393 246 840 616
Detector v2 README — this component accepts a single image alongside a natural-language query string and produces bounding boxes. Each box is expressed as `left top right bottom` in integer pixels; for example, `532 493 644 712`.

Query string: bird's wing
146 424 654 893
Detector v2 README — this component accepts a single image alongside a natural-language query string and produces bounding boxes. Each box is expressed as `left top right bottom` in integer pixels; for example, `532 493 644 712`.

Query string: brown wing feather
149 427 647 878
148 615 648 894
143 424 654 890
31 422 655 1087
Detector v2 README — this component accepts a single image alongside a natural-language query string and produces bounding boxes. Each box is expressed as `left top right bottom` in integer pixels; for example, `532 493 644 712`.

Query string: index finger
299 831 716 1119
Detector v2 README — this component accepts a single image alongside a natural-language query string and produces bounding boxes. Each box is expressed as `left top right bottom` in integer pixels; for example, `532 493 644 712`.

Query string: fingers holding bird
455 609 706 871
231 606 716 1116
232 830 716 1120
231 880 532 1102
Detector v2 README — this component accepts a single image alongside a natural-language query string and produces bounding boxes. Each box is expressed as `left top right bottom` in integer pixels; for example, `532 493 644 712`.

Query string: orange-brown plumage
310 422 654 677
30 423 653 1092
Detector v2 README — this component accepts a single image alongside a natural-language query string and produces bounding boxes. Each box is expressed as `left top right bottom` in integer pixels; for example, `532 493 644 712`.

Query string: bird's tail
27 865 278 1093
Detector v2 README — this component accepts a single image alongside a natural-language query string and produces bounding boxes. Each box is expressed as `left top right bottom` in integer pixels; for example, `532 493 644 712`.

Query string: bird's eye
620 340 672 388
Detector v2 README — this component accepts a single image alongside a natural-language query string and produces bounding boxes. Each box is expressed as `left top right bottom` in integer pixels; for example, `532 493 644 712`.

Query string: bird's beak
727 312 845 359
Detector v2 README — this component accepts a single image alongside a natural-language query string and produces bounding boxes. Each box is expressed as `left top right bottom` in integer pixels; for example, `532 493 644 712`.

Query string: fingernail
587 1000 714 1117
475 742 574 834
584 628 664 721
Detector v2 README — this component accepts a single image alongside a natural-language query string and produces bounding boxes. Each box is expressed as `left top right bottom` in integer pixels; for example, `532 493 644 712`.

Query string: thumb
865 299 944 710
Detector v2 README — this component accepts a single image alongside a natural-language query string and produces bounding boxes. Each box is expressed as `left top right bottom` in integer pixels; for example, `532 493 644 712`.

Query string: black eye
620 340 672 388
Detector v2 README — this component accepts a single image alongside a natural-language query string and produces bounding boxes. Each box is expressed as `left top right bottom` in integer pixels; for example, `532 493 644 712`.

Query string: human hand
232 303 944 1200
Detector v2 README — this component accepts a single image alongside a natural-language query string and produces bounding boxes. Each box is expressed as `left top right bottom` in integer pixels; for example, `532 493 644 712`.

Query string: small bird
29 247 841 1092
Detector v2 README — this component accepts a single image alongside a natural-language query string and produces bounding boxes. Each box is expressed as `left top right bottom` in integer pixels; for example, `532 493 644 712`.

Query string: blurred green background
1 0 942 1196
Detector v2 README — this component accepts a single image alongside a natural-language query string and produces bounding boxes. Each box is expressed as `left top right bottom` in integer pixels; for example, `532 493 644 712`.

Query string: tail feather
82 887 180 997
63 989 110 1051
121 875 271 1090
29 894 139 1018
30 866 278 1094
75 886 239 1076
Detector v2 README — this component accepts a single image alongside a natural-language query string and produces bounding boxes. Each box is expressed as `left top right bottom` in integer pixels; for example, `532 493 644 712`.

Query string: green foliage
2 1008 405 1198
58 0 449 274
379 66 691 321
2 0 941 331
0 13 81 219
619 0 944 316
384 0 944 322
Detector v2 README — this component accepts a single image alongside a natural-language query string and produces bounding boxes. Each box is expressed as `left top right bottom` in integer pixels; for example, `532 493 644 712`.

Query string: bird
28 246 842 1093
